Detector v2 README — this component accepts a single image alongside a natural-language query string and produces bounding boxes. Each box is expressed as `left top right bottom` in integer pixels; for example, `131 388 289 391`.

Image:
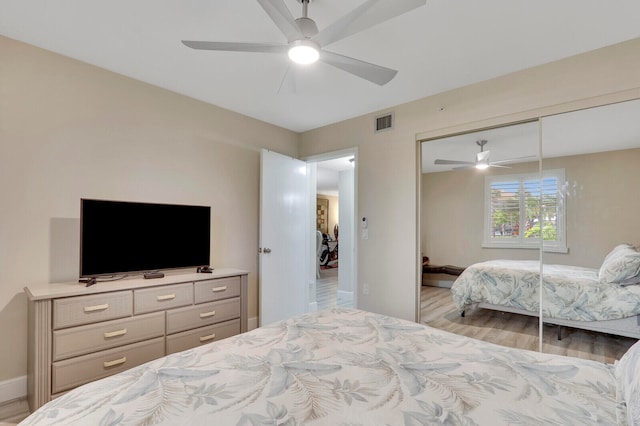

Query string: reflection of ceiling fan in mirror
181 0 427 86
434 140 536 170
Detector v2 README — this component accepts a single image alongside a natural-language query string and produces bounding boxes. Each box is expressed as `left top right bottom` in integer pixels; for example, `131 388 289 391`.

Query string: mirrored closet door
539 99 640 362
420 120 544 349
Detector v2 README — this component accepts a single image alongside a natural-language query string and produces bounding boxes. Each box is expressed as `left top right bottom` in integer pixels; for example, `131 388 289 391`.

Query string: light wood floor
316 274 636 363
0 398 28 425
316 268 352 310
421 285 637 364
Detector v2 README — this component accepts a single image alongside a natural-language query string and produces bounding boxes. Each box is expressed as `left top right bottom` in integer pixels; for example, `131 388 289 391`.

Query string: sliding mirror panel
540 98 640 362
420 120 543 350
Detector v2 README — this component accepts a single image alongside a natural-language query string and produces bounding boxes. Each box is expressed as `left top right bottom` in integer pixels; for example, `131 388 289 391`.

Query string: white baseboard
248 316 259 331
337 290 354 302
0 376 26 404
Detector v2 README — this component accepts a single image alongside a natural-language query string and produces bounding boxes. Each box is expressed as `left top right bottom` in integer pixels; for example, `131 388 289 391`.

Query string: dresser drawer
51 337 165 394
194 276 241 304
52 311 165 361
134 283 193 314
166 298 240 334
166 319 240 355
53 291 133 329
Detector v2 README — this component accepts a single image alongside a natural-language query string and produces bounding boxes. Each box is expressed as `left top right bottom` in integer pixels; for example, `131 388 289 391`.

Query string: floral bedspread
451 259 640 321
21 308 623 425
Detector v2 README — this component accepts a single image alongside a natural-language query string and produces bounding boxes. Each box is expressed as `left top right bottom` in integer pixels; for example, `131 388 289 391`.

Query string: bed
20 308 640 425
451 244 640 339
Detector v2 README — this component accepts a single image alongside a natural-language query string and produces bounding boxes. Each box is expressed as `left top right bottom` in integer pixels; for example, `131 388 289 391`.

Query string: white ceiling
2 1 640 132
421 99 640 173
317 156 354 196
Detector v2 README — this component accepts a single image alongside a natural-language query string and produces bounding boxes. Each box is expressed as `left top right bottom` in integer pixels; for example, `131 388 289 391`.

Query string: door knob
263 247 272 254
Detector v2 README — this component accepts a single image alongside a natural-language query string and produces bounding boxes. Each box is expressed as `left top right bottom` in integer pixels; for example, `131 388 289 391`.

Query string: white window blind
484 169 566 252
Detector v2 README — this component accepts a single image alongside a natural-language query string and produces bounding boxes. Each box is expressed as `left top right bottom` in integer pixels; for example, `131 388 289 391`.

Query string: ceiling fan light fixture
475 147 490 170
288 40 319 65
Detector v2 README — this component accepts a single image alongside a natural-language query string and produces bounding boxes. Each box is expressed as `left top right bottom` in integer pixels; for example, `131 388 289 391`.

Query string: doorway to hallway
314 154 355 309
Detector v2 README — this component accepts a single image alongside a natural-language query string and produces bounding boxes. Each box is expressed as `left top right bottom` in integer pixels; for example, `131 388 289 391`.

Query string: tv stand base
144 271 165 279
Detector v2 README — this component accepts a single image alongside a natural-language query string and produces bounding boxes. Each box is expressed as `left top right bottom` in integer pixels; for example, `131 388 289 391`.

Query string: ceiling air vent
375 112 394 133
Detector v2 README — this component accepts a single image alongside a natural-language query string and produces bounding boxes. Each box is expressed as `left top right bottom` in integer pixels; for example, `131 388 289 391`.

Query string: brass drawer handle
199 333 216 342
104 328 127 338
211 286 227 292
199 310 216 318
156 293 176 301
103 356 127 368
84 303 109 313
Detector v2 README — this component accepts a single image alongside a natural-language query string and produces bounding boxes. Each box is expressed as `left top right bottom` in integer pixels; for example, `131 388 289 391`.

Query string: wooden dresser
24 269 248 411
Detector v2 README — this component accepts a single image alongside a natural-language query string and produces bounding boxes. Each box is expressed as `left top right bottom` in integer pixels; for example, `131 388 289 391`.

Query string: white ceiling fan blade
181 40 288 54
313 0 426 48
320 51 397 85
491 155 537 164
256 0 303 42
434 159 474 165
488 164 511 169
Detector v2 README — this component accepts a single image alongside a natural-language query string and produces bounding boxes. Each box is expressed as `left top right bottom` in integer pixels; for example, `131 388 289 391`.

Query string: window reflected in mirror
420 99 640 363
420 120 542 352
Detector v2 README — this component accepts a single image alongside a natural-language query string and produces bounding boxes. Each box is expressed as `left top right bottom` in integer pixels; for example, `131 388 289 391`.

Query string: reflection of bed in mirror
422 99 640 345
452 244 640 339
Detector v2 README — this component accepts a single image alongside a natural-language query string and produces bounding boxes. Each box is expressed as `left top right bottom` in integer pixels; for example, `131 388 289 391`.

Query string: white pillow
601 244 635 267
615 340 640 425
599 244 640 285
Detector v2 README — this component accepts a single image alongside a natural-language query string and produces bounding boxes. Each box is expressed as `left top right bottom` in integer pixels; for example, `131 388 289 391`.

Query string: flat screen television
80 199 211 278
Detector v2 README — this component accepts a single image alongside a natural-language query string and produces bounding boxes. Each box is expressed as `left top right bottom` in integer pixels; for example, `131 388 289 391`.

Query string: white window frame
483 169 567 253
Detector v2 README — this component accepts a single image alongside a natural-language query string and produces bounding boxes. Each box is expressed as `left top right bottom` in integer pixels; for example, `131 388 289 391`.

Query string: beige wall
421 161 541 268
544 148 640 267
421 148 640 269
0 36 298 383
299 37 640 322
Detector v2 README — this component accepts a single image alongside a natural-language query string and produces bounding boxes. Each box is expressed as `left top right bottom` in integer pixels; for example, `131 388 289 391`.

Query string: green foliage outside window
490 181 558 241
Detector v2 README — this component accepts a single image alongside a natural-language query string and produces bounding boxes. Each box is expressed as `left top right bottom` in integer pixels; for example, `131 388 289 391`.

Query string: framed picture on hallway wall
317 198 328 234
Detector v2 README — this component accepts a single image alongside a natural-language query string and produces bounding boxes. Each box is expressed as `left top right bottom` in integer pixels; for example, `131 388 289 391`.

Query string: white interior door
259 149 309 326
337 168 355 304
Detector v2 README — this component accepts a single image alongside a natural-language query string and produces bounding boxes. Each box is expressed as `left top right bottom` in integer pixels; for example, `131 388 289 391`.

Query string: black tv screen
80 199 211 277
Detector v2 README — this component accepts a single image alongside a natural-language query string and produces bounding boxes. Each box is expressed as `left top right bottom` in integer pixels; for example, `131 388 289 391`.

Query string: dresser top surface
25 269 248 300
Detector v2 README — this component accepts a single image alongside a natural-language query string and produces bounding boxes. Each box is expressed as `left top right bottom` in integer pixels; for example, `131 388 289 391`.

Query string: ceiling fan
181 0 426 86
434 140 537 170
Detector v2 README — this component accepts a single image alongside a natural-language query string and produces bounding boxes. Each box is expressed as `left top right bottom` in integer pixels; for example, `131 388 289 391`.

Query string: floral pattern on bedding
451 260 640 321
616 340 640 426
21 309 623 426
